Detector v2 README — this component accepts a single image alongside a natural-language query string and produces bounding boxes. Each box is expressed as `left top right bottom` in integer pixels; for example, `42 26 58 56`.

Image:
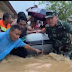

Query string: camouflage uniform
46 20 72 54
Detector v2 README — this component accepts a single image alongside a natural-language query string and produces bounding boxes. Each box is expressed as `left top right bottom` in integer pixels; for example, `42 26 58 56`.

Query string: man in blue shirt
0 25 41 61
11 12 37 58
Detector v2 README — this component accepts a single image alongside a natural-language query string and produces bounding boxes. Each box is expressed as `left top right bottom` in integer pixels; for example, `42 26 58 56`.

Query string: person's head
31 19 37 27
34 5 38 8
9 25 21 41
45 10 58 27
14 14 17 19
17 12 26 18
3 13 12 24
17 16 27 31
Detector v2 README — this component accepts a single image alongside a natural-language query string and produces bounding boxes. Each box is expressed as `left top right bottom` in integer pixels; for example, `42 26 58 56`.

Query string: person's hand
36 30 41 33
35 49 43 54
32 30 37 33
36 30 44 34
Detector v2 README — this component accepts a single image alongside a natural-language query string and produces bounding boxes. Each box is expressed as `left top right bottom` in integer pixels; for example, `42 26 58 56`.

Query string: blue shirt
0 29 26 61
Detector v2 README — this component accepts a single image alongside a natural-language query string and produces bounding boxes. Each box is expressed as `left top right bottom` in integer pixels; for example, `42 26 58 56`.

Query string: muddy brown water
0 53 72 72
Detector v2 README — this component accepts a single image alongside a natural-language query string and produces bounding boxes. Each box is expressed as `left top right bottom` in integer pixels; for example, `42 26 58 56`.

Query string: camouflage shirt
46 20 72 53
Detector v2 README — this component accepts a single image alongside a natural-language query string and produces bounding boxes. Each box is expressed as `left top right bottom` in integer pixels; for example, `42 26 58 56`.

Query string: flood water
0 53 72 72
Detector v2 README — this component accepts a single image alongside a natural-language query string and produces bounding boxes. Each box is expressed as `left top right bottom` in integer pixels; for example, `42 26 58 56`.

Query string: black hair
3 13 11 20
10 25 21 31
17 12 26 18
34 5 38 7
17 16 27 23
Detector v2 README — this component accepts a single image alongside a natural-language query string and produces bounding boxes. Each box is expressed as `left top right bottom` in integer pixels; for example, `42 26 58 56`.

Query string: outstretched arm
27 27 37 34
24 44 42 54
36 28 45 33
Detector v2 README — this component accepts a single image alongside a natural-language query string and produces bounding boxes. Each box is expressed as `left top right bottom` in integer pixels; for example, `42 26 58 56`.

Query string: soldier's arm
62 21 72 34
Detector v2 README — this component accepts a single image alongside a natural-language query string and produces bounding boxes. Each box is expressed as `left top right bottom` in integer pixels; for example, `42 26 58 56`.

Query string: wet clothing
10 47 28 58
0 29 26 61
0 19 11 32
10 27 28 58
46 20 72 54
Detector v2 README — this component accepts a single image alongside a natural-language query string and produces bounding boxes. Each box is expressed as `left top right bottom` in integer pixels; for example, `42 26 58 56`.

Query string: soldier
45 10 72 55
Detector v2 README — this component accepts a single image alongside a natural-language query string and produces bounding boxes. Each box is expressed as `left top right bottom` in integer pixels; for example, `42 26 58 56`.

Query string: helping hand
35 49 43 54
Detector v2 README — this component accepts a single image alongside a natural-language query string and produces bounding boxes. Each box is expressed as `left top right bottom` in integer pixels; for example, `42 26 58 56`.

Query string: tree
39 1 72 21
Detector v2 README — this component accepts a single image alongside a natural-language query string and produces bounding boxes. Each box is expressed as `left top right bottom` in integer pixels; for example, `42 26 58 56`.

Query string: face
18 20 27 31
9 29 22 41
46 16 57 27
6 15 12 23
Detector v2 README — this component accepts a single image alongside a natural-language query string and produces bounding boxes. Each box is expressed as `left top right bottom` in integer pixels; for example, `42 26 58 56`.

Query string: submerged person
10 16 39 58
45 10 72 55
0 25 42 61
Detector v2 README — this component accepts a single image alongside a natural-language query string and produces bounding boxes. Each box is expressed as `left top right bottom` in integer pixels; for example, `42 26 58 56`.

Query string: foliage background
39 1 72 21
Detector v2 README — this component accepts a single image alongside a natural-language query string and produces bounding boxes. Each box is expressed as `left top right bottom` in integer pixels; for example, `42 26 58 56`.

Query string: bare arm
24 44 42 54
26 7 33 12
27 30 37 34
27 27 37 34
36 28 45 33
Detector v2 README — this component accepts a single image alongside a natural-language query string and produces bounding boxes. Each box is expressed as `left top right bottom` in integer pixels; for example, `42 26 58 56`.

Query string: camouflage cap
45 10 57 18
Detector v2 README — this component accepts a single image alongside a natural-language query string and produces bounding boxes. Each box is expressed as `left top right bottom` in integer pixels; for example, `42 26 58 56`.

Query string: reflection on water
0 53 72 72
